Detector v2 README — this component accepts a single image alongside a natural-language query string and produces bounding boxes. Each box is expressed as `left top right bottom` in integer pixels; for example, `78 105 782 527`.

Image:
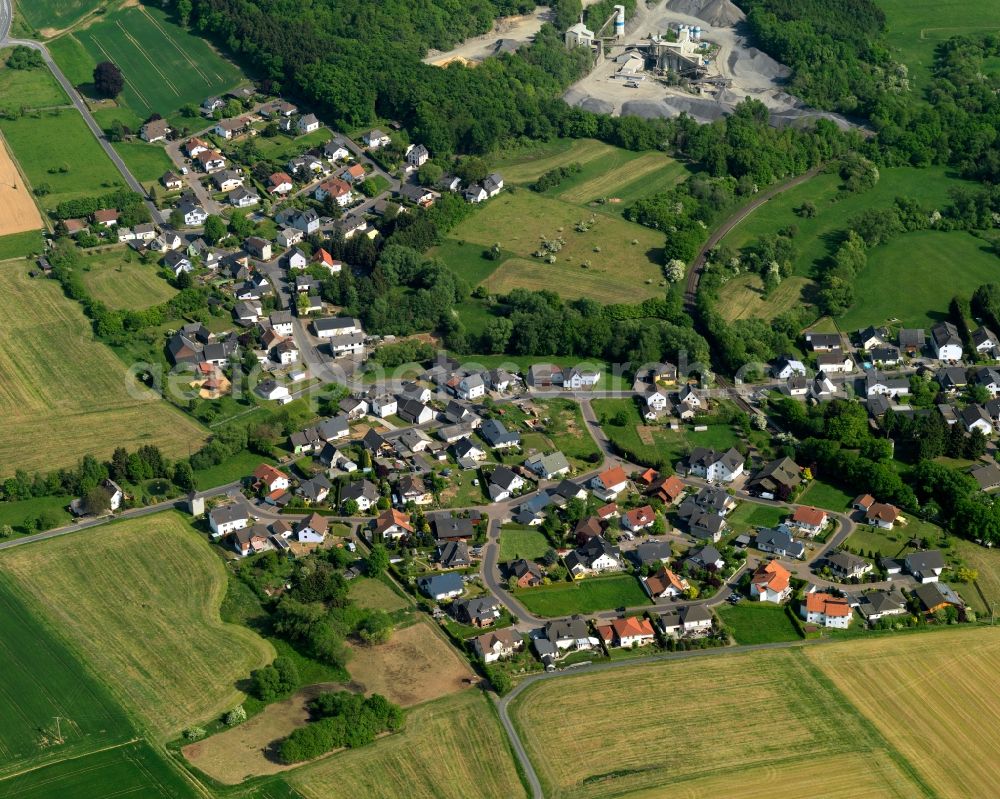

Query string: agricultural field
290 691 528 799
79 246 177 310
499 525 550 561
510 647 932 799
0 265 206 475
950 538 1000 618
838 231 1000 330
0 109 124 209
53 5 244 122
716 273 812 323
0 48 69 113
716 602 802 645
0 574 133 778
806 628 1000 799
880 0 1000 90
345 619 475 707
0 513 274 739
0 134 43 238
0 741 200 799
16 0 103 34
440 191 666 304
515 574 649 616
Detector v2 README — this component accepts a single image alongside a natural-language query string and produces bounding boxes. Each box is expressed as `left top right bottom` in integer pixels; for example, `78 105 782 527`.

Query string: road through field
0 0 164 223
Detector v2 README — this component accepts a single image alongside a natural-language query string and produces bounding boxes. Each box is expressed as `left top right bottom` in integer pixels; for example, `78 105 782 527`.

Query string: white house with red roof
801 592 853 628
749 561 791 603
789 505 828 536
642 567 688 599
596 616 656 648
623 504 656 532
590 465 629 501
253 463 289 494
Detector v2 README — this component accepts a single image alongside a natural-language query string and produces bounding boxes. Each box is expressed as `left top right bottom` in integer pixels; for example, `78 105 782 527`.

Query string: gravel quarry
564 0 857 129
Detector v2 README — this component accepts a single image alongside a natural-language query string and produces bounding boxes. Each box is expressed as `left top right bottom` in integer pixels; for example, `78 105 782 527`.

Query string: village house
212 169 244 192
488 466 525 502
140 118 170 142
297 112 320 134
341 479 379 513
315 177 353 206
161 171 183 191
857 588 909 623
298 475 332 504
643 566 688 599
472 628 522 663
932 321 965 361
596 616 655 648
452 596 501 628
825 550 872 580
755 527 805 559
659 605 714 637
750 560 791 603
684 447 745 483
196 149 227 172
590 465 630 501
363 129 391 148
525 451 571 480
802 592 853 628
209 505 249 538
510 559 543 588
253 463 289 495
417 572 463 601
479 419 521 449
565 535 623 577
294 512 328 543
623 505 657 533
544 616 598 652
789 505 828 536
866 501 901 529
228 186 260 207
650 474 686 505
911 582 964 615
746 456 801 499
178 200 207 227
268 171 294 194
406 143 429 167
437 540 471 569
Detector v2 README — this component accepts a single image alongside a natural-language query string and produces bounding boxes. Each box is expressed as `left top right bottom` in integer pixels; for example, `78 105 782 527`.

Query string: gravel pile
666 0 745 27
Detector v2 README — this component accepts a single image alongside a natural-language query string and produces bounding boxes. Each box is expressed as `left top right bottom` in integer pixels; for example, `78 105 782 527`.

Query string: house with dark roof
565 535 623 576
684 447 745 483
911 582 964 614
417 572 464 601
755 527 805 559
479 419 521 449
437 540 471 569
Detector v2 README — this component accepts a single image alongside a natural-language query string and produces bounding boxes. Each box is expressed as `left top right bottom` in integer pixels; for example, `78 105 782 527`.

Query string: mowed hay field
80 247 177 310
54 5 244 120
346 619 475 707
716 273 812 323
0 48 69 113
0 574 133 778
443 191 666 304
806 628 1000 799
0 513 274 739
0 136 43 236
0 265 205 474
290 691 527 799
510 647 931 799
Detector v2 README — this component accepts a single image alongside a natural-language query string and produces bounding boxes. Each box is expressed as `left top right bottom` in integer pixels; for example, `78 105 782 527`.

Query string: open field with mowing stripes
0 513 274 739
290 691 528 799
53 5 244 121
510 646 933 798
806 628 1000 799
0 264 206 475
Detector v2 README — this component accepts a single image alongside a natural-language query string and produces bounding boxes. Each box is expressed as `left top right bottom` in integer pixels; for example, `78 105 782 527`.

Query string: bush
278 692 403 763
224 704 247 726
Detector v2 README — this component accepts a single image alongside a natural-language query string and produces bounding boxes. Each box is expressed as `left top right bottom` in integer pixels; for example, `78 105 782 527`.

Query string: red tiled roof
625 505 655 527
805 592 851 617
597 466 628 489
254 463 288 483
792 505 827 527
867 502 899 523
611 616 654 639
751 561 790 593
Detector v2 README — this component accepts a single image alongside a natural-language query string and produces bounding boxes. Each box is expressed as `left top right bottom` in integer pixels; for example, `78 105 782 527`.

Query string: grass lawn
498 525 550 561
428 238 504 286
716 602 801 645
290 691 527 799
797 479 854 513
847 524 915 560
838 230 1000 330
0 230 45 260
437 189 666 304
0 109 125 209
0 512 274 739
950 538 1000 617
725 502 785 532
0 264 207 476
0 50 69 113
57 5 245 122
79 247 177 310
112 141 175 188
880 0 1000 91
515 574 649 616
243 128 331 163
0 495 72 532
510 647 929 799
194 449 274 490
537 398 602 468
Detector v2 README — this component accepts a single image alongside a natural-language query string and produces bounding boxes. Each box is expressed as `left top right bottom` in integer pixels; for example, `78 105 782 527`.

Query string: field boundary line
138 5 210 84
114 19 180 97
0 737 141 785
